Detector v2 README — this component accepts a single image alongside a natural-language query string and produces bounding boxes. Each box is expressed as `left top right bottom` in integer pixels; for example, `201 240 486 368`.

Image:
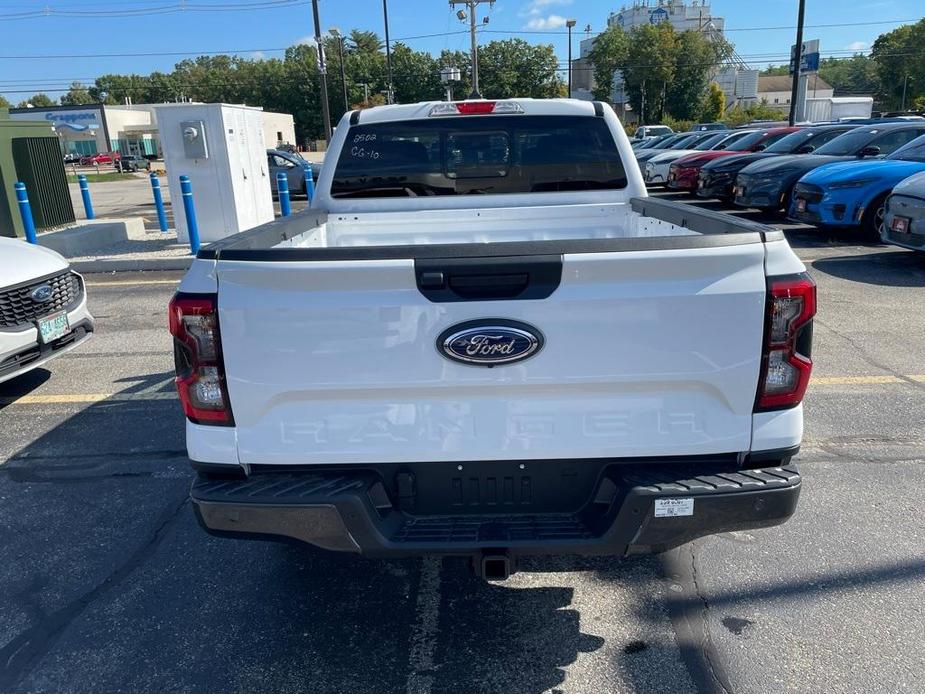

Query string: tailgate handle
449 273 529 299
415 255 562 302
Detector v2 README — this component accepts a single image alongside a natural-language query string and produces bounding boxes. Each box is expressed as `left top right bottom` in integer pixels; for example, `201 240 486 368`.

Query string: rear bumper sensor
191 461 801 560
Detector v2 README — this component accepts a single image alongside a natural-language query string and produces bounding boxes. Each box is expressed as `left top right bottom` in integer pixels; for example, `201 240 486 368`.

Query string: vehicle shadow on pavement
811 251 925 286
0 369 51 410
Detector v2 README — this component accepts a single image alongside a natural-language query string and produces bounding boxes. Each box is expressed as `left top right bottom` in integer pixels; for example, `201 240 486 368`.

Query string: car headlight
827 178 875 190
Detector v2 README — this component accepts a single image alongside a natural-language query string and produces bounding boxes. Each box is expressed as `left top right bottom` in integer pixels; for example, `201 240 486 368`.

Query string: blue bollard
76 174 95 220
14 182 38 245
178 175 201 255
305 166 315 202
149 172 169 233
276 172 292 217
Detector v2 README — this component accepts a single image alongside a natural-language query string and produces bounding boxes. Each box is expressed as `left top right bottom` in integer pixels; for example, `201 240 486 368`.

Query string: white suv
0 237 94 384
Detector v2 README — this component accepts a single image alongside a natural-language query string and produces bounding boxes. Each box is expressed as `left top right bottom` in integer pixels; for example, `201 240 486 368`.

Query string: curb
71 257 194 274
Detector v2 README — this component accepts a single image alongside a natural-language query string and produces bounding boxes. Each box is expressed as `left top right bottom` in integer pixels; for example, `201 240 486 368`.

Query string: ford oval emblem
30 284 54 303
437 320 544 367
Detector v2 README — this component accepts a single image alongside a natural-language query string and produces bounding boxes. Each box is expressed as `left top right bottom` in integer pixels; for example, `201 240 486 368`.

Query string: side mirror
754 144 767 152
858 145 881 157
796 144 815 154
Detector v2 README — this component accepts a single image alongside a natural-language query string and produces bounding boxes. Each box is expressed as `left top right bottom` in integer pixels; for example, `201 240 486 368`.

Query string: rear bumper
191 460 801 558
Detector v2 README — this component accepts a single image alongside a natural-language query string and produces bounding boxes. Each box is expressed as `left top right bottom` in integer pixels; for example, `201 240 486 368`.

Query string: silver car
883 170 925 251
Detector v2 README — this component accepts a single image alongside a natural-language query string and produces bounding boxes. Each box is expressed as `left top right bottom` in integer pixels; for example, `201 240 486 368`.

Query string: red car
78 152 121 166
667 127 801 192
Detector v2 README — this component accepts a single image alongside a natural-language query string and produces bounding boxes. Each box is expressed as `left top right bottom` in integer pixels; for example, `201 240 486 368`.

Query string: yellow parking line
812 375 907 385
0 392 176 406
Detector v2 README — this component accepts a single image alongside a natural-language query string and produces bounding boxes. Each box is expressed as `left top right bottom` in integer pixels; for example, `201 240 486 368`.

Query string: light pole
382 0 395 103
566 19 577 97
902 75 911 111
330 28 349 112
310 0 332 142
788 0 806 127
450 0 495 99
440 66 461 101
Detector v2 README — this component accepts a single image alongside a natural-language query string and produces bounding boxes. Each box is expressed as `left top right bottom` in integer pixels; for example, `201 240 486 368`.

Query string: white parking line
405 557 443 694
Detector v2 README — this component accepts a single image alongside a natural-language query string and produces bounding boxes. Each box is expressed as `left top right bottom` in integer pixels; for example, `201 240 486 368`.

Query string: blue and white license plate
37 311 69 344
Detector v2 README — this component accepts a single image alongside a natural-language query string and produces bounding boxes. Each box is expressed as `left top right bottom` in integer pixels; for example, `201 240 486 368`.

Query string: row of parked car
633 120 925 251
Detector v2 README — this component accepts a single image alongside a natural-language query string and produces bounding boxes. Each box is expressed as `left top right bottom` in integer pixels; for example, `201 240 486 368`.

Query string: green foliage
661 115 693 133
817 55 878 96
871 19 925 109
588 27 629 102
622 23 677 122
762 65 791 76
588 23 730 123
0 94 10 108
60 82 93 106
477 39 564 99
667 31 732 121
17 93 56 108
700 82 726 122
723 100 783 127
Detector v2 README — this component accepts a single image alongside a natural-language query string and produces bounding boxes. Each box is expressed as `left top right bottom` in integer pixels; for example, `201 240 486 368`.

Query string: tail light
168 293 233 425
756 274 816 411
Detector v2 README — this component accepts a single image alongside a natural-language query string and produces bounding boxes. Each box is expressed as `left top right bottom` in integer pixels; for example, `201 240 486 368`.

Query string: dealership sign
790 39 821 75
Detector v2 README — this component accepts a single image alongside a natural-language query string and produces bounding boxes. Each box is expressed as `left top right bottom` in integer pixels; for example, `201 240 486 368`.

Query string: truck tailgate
216 241 767 465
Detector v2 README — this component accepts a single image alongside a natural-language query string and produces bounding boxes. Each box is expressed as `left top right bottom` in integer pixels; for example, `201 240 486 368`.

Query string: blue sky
0 0 921 103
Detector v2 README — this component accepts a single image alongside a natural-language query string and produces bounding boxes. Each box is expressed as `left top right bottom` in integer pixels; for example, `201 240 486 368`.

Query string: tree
817 55 879 96
587 26 629 101
621 23 677 122
871 19 925 109
667 30 731 120
724 100 783 127
17 93 56 108
0 94 10 108
477 39 563 99
390 42 442 103
60 81 93 105
701 81 726 122
761 65 791 77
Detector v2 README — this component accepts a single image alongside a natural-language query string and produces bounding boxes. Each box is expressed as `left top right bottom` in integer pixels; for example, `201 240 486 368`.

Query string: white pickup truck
171 100 814 580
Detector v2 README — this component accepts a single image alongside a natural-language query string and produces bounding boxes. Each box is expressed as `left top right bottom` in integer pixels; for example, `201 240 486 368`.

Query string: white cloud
250 51 266 60
522 0 573 17
525 14 569 30
295 35 315 46
844 41 869 51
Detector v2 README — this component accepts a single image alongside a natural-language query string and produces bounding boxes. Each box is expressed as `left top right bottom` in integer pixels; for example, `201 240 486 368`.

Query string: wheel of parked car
862 193 889 240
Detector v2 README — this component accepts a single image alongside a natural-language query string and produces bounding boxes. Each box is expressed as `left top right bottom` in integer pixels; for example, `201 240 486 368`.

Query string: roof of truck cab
348 99 603 125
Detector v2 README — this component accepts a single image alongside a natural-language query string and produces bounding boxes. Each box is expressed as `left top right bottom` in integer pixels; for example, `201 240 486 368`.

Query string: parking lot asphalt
1 193 924 693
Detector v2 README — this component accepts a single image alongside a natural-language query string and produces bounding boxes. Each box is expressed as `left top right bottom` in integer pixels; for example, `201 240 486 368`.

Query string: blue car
790 134 925 236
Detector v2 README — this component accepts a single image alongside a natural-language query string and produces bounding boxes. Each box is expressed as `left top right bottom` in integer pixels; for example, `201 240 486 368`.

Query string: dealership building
8 103 296 158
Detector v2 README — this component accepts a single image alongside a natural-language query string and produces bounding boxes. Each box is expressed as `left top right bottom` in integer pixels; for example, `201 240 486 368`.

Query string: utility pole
901 74 910 111
330 28 349 112
450 0 495 99
566 19 577 97
383 0 395 103
788 0 806 127
310 0 332 142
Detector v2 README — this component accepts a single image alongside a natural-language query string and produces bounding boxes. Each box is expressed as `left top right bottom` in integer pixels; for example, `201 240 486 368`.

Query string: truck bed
198 197 785 259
